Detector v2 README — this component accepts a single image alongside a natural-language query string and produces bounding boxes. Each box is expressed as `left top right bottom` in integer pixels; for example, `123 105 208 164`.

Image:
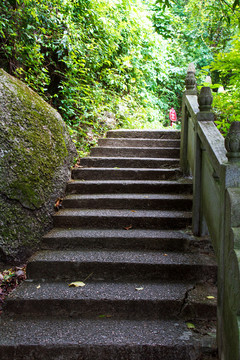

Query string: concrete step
98 138 180 148
107 129 181 139
71 167 181 180
0 317 217 360
80 156 179 168
62 193 192 210
90 147 180 158
5 281 217 320
66 180 193 195
42 228 192 251
26 249 217 282
0 128 218 360
53 208 192 229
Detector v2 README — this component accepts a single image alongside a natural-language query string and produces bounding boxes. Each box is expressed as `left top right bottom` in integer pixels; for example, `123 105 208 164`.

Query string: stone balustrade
180 64 240 360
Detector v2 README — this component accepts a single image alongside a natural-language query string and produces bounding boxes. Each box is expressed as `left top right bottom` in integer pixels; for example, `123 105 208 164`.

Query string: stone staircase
0 130 218 359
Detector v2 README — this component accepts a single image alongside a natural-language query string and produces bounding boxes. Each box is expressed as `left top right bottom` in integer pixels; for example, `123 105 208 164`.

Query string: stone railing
180 64 240 360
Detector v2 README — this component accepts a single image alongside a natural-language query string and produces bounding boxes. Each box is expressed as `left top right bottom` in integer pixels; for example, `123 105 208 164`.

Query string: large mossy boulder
0 69 76 263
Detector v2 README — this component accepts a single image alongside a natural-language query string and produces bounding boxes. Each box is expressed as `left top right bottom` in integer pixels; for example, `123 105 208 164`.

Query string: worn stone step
90 147 180 158
0 317 217 360
5 281 217 320
62 194 192 210
66 180 192 195
71 167 181 181
107 129 181 139
80 156 179 168
98 138 180 148
42 228 192 251
53 208 192 229
26 249 217 282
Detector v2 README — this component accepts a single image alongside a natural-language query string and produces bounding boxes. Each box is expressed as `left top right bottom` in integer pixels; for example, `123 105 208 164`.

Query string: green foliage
1 0 239 145
0 0 177 153
155 0 240 12
210 34 240 135
152 0 240 135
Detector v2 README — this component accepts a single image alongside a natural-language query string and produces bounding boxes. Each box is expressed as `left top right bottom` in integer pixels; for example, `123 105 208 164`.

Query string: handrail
180 64 240 360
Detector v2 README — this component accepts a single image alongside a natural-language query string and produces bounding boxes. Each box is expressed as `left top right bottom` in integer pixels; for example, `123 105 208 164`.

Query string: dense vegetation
152 0 240 135
0 0 239 151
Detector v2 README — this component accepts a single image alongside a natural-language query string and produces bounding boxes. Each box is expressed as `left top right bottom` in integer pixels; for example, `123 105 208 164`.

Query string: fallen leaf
130 210 136 212
164 254 168 256
206 296 215 299
54 198 63 211
186 322 195 329
135 287 144 291
36 285 41 289
124 225 133 230
69 281 86 287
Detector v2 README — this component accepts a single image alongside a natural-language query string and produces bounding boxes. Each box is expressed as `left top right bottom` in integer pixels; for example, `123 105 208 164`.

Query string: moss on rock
0 69 76 262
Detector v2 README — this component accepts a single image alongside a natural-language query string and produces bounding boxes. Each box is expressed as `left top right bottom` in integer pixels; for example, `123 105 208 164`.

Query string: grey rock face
0 69 76 263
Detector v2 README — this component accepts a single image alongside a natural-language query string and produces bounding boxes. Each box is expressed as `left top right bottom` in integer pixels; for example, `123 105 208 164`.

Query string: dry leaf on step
69 281 86 287
124 225 133 230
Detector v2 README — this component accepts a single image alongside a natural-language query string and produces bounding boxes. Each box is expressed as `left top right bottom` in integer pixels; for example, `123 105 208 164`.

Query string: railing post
225 121 240 164
192 86 213 236
218 121 240 360
180 60 240 359
180 63 197 175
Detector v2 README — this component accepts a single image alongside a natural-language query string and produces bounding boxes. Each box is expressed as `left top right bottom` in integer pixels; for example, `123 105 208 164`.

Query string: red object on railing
169 108 177 126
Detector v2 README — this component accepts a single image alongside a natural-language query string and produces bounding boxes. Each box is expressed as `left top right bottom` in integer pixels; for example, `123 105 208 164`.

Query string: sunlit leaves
0 0 195 152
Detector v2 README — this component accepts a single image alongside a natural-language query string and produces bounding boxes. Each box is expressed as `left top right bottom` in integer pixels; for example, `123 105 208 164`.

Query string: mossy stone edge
0 69 77 263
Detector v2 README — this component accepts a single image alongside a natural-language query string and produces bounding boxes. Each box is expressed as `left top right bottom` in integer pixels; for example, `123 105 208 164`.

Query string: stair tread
64 193 192 200
43 228 191 239
83 156 180 161
91 147 180 158
42 228 193 252
53 208 192 218
92 146 179 150
98 138 180 147
72 167 180 171
0 317 215 349
8 280 216 304
68 179 192 185
107 129 181 139
101 137 180 140
108 129 180 133
29 249 216 266
71 167 182 180
80 157 180 168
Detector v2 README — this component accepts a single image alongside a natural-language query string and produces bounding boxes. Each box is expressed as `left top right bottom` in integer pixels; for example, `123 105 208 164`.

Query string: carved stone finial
205 76 212 84
198 87 213 112
185 63 196 91
187 63 196 74
225 121 240 162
